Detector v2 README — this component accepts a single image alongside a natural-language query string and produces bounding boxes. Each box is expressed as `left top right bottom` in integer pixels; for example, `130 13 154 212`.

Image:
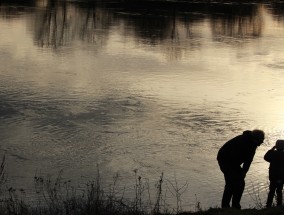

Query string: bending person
217 130 265 209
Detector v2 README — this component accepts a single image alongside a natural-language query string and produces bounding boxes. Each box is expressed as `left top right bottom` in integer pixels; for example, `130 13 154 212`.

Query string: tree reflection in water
24 0 266 49
106 0 264 60
209 3 263 42
0 0 282 55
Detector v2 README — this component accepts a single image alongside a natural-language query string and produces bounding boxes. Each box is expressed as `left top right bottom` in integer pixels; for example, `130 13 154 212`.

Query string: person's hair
252 129 265 143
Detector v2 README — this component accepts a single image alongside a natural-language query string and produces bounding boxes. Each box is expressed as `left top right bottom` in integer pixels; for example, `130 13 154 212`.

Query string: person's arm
264 146 276 162
242 155 254 175
242 147 258 177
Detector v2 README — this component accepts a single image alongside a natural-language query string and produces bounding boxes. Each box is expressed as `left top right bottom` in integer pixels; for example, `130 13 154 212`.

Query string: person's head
276 140 284 151
251 129 265 146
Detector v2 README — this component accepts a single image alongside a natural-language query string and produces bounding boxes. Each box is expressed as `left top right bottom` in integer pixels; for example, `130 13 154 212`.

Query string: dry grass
0 157 283 215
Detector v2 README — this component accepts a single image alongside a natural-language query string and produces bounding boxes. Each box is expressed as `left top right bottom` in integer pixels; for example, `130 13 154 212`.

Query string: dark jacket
217 130 258 173
264 149 284 181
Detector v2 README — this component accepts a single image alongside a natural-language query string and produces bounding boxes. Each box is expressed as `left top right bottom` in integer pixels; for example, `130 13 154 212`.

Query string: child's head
276 140 284 150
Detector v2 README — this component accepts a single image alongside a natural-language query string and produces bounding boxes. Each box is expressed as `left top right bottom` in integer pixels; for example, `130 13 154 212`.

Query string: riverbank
0 157 283 215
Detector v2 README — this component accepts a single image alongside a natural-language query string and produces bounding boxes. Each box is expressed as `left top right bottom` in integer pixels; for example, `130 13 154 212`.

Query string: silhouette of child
264 140 284 207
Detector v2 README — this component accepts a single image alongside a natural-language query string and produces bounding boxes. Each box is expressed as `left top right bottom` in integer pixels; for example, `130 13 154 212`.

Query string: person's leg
276 182 283 206
266 181 277 208
219 161 233 208
222 173 233 208
231 176 245 209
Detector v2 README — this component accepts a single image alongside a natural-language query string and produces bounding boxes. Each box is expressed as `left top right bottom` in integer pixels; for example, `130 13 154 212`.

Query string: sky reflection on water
1 0 284 210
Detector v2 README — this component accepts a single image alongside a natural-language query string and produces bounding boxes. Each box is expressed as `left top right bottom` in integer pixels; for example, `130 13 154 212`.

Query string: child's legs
267 181 277 207
276 181 284 206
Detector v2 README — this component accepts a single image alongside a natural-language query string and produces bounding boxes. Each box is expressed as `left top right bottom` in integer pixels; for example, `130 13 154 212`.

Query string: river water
1 0 284 211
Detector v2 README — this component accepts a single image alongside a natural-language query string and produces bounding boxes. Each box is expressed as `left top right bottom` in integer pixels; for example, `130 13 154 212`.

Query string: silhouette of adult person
217 129 265 209
264 140 284 208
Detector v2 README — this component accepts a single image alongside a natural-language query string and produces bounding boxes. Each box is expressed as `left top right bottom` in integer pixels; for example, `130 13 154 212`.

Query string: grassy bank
0 157 284 215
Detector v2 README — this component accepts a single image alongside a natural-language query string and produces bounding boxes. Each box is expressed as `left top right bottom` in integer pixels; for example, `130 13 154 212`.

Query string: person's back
217 130 258 172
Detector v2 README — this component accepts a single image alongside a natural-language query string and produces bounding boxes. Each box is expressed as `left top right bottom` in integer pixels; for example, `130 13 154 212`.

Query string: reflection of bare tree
1 0 266 56
111 2 205 44
209 3 263 41
268 2 284 23
0 0 35 19
76 3 113 44
103 1 264 60
109 2 207 61
35 0 68 48
80 4 96 43
34 0 112 49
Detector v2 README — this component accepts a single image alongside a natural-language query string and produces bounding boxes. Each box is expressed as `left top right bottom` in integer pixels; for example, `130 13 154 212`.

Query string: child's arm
264 146 276 162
